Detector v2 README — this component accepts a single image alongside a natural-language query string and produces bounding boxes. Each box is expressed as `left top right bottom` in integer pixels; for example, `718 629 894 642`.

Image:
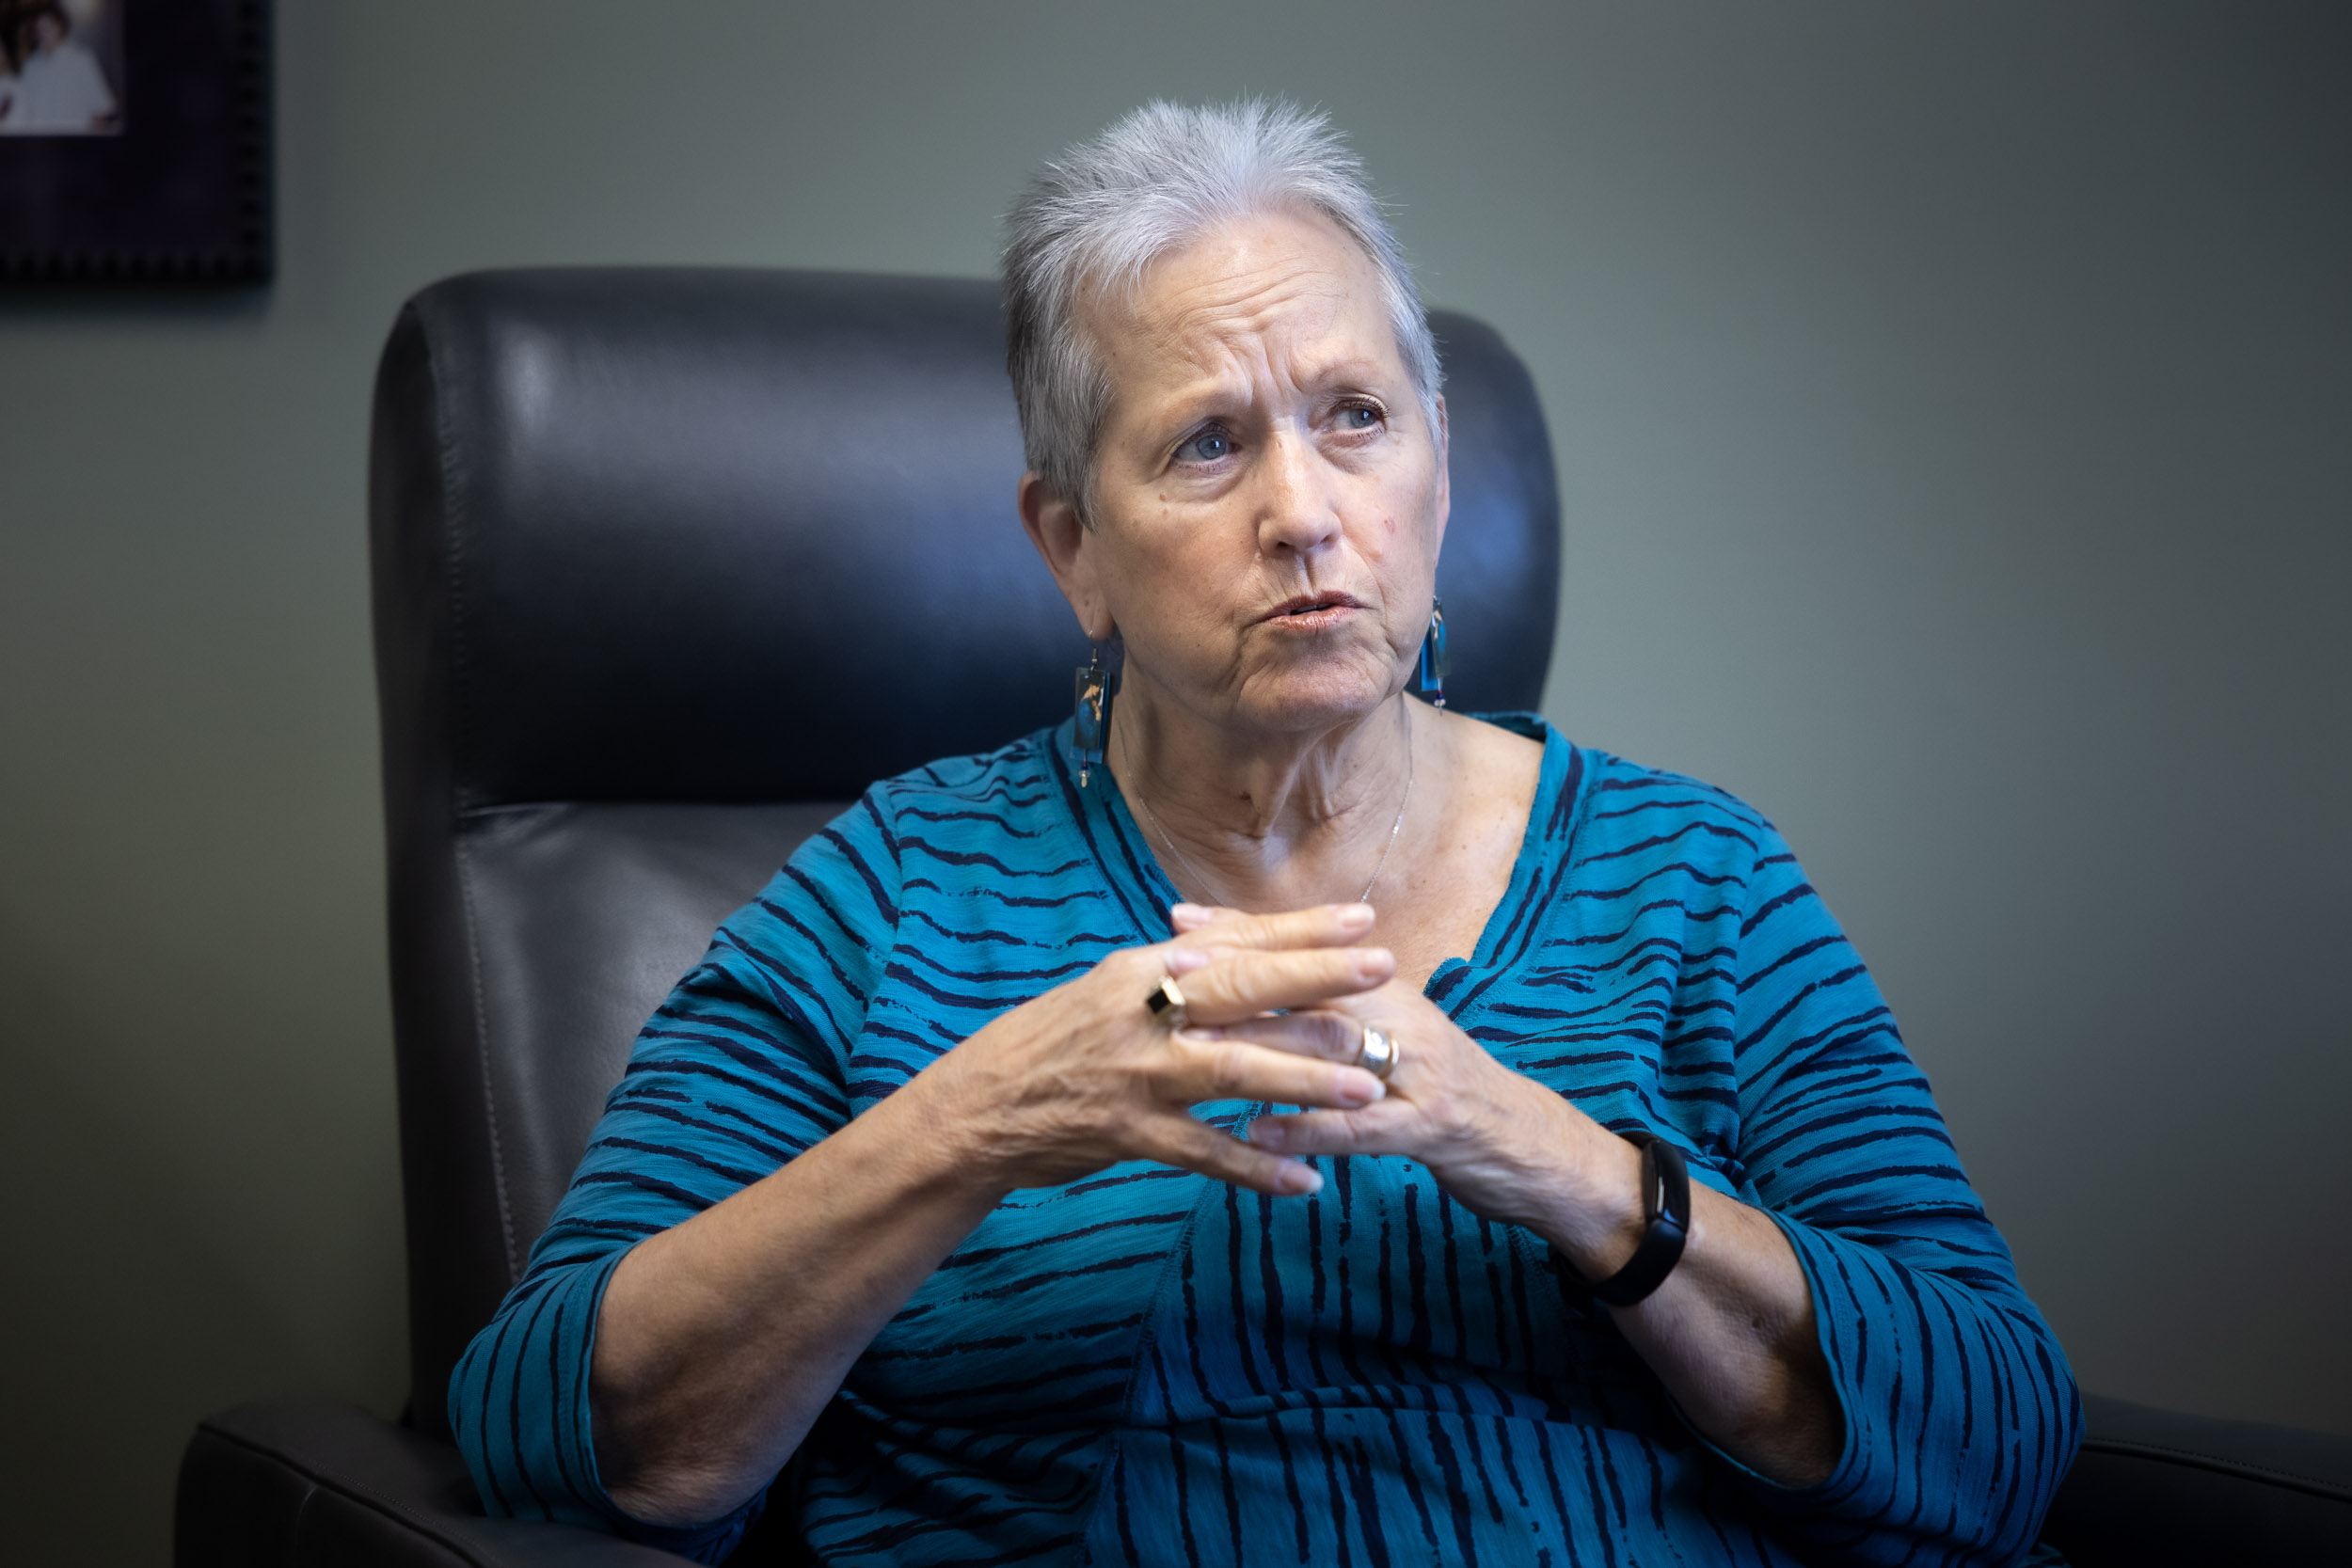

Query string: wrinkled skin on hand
914 901 1400 1196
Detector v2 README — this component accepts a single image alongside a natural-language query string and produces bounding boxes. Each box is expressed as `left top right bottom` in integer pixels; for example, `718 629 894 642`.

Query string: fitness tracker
1584 1132 1692 1308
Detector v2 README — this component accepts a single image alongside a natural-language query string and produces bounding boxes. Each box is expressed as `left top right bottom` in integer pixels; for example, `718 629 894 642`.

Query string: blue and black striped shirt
453 714 2080 1564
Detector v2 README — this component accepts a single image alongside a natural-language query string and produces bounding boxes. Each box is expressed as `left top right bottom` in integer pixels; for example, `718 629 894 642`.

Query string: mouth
1261 592 1365 627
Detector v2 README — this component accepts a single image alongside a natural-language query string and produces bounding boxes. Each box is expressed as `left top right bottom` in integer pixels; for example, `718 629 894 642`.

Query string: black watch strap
1585 1132 1692 1307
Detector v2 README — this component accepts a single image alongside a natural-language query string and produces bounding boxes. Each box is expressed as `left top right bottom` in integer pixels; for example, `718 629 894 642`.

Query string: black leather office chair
177 268 2352 1566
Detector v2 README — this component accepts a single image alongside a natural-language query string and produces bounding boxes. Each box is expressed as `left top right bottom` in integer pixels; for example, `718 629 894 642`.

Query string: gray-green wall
3 4 2344 1561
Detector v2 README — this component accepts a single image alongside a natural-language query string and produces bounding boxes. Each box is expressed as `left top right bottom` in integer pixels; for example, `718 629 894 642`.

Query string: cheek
1097 517 1232 651
1364 456 1438 552
1363 502 1432 589
1120 521 1223 606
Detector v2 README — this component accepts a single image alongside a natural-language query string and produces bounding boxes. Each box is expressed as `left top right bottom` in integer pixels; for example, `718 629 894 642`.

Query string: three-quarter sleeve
448 790 906 1562
1719 827 2082 1565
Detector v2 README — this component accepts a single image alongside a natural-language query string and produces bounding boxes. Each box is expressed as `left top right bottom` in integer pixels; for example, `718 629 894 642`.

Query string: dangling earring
1073 640 1118 786
1417 597 1449 709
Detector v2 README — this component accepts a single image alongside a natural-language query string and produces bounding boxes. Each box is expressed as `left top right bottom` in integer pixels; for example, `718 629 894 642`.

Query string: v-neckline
1060 711 1572 1004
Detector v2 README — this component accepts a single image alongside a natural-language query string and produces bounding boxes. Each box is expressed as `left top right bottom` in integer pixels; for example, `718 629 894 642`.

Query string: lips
1262 592 1365 623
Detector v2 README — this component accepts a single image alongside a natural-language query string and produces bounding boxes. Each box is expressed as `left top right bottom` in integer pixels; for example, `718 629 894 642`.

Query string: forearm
1523 1108 1839 1486
1605 1185 1838 1483
593 913 1391 1528
593 1081 1005 1527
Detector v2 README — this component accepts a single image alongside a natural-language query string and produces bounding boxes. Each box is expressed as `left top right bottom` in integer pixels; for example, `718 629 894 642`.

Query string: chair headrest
373 267 1559 807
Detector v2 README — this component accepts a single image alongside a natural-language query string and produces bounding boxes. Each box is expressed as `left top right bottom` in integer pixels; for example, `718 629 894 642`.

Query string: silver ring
1145 974 1189 1032
1356 1022 1399 1080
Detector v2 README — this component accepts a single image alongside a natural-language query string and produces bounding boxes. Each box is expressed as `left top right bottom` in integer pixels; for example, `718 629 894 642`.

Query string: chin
1230 652 1401 735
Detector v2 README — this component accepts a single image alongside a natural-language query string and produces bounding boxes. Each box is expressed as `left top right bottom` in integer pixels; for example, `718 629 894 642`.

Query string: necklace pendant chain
1356 733 1414 905
1130 705 1417 911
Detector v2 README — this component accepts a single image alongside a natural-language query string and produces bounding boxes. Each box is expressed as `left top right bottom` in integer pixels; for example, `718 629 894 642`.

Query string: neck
1108 671 1421 911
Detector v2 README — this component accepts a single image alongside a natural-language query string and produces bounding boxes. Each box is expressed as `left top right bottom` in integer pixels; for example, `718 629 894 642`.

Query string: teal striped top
453 714 2080 1565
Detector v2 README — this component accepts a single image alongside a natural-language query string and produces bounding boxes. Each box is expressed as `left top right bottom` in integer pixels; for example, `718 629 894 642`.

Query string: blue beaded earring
1416 597 1449 708
1073 640 1118 786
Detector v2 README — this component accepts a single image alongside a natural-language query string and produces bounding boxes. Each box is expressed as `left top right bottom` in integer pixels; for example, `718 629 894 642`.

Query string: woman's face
1052 208 1448 739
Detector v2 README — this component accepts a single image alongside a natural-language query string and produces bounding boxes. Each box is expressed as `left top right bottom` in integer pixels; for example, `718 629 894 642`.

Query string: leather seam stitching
197 1419 498 1568
453 831 519 1282
2079 1435 2352 1503
289 1473 324 1555
423 298 520 1285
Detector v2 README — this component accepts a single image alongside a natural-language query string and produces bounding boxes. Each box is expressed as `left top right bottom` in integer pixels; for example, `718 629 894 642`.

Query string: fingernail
1353 947 1394 979
1337 902 1375 927
1250 1120 1284 1148
1172 902 1207 918
1285 1162 1324 1196
1164 949 1211 974
1342 1071 1385 1106
1174 1027 1223 1044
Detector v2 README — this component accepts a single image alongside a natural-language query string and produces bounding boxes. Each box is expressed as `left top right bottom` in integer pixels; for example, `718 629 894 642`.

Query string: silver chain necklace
1124 707 1417 910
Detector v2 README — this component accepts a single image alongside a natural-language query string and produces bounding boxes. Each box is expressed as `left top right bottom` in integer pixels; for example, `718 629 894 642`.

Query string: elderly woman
453 102 2079 1566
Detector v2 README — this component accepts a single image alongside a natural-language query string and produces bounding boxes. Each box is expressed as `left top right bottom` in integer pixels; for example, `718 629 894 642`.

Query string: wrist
854 1067 1019 1211
1579 1134 1692 1307
1521 1101 1649 1278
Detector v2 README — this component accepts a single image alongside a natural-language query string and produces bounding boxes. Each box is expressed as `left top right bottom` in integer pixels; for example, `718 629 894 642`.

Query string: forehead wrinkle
1148 341 1392 434
1120 262 1334 396
1087 211 1401 443
1137 283 1380 422
1156 254 1343 342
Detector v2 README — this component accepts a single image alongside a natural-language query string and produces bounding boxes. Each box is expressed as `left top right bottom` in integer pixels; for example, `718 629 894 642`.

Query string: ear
1018 472 1112 640
1429 393 1453 554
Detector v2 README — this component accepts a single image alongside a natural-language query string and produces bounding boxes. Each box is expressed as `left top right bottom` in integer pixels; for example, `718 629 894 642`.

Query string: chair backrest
369 266 1560 1435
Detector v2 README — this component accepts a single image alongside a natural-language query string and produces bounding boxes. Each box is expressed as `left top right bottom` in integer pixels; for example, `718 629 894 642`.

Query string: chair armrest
176 1399 694 1568
2042 1392 2352 1566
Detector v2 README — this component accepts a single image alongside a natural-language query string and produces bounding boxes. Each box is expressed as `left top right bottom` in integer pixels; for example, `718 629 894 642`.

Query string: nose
1252 426 1343 561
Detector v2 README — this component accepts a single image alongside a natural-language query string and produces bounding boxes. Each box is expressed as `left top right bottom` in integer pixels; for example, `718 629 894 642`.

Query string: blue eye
1176 427 1232 463
1340 404 1381 429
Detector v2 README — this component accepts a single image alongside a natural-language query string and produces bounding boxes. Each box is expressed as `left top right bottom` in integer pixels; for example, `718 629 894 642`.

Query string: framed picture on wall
0 0 270 282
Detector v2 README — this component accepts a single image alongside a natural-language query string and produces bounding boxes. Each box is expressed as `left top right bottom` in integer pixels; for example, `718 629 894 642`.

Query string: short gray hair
1003 99 1441 517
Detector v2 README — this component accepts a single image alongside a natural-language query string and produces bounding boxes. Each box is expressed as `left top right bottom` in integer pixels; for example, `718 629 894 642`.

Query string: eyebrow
1146 355 1400 427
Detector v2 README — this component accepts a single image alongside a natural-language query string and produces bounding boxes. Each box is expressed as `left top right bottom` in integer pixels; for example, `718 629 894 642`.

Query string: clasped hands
915 902 1641 1250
